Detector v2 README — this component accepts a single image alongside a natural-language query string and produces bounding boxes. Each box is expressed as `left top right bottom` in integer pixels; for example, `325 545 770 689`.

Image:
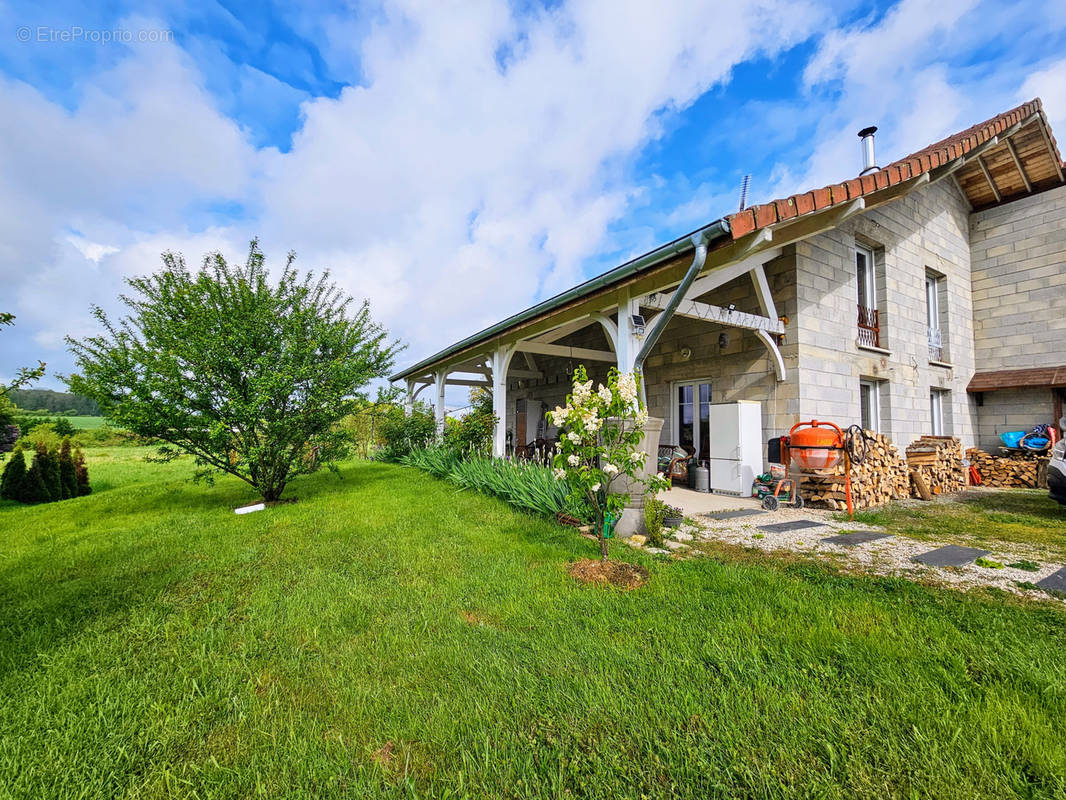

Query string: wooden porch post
404 379 415 417
434 369 447 437
615 291 640 374
491 345 515 458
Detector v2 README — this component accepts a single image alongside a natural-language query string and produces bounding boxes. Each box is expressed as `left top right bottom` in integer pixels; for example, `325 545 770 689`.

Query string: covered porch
395 225 795 460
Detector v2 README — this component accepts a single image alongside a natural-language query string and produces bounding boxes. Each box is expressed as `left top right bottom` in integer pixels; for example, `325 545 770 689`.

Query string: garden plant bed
567 558 648 589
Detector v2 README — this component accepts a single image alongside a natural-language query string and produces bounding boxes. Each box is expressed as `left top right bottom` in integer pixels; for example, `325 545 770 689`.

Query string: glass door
677 381 712 461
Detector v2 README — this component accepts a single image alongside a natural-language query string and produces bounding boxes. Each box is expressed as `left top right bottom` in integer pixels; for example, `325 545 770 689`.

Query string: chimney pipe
858 126 878 175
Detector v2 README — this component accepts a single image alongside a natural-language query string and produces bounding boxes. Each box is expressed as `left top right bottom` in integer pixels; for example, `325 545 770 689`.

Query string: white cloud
1022 58 1066 138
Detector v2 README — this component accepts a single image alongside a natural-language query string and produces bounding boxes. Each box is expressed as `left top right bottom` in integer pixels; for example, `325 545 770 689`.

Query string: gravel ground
632 505 1065 603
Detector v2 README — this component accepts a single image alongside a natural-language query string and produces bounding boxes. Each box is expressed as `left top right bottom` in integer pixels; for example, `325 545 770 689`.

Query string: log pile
799 431 910 511
905 436 966 497
965 447 1049 488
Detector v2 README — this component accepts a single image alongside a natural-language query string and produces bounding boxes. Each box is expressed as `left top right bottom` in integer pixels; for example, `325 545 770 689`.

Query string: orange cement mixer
781 420 868 518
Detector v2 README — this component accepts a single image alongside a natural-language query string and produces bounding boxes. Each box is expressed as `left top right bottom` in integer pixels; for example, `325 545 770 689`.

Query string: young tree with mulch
67 239 402 503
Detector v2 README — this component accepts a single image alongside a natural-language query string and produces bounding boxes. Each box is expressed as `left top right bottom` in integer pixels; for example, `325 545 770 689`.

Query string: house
390 99 1066 464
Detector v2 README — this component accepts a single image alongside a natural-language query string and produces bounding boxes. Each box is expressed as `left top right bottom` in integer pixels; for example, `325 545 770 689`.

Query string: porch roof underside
967 366 1066 393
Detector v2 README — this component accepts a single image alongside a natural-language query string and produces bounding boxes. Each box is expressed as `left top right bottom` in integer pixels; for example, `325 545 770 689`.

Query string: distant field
57 415 108 429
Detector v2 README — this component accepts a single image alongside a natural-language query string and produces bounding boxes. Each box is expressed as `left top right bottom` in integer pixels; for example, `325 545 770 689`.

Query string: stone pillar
612 415 664 538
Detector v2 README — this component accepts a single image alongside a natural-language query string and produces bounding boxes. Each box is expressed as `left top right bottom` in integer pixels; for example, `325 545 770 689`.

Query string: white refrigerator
708 401 763 496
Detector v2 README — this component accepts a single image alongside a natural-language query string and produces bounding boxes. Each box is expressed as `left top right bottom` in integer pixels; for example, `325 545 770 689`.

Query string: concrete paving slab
822 531 892 546
757 519 826 533
1036 567 1066 594
913 545 989 567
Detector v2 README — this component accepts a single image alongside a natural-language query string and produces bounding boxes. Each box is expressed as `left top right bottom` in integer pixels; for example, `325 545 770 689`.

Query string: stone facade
791 178 978 449
502 180 1063 459
968 183 1066 448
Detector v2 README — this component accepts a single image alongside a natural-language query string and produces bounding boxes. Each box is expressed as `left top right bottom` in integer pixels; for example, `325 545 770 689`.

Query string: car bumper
1049 461 1066 504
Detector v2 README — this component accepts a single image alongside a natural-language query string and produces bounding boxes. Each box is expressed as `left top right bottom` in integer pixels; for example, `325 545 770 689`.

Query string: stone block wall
969 184 1066 371
792 178 979 448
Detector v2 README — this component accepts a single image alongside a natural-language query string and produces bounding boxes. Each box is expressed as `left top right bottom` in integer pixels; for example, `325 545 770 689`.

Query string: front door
676 381 712 461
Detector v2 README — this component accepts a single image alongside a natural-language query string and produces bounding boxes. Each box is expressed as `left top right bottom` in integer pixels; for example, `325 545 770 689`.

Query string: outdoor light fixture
631 314 646 337
727 303 737 312
718 332 730 349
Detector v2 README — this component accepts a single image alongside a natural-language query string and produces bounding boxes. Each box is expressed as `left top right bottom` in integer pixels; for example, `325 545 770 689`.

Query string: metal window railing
857 305 880 348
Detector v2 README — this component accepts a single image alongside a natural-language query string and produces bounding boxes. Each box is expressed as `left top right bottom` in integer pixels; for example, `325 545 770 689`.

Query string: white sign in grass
234 503 266 515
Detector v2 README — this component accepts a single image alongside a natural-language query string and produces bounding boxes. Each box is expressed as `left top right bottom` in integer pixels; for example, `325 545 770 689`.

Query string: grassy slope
852 490 1066 561
1 450 1065 799
60 415 108 430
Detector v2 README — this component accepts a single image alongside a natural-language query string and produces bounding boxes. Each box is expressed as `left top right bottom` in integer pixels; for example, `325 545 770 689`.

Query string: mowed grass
1 450 1065 799
852 489 1066 561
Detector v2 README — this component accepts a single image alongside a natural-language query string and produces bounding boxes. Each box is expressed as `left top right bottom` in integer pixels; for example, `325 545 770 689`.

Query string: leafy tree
67 239 401 502
1 313 45 461
378 405 436 462
443 387 496 458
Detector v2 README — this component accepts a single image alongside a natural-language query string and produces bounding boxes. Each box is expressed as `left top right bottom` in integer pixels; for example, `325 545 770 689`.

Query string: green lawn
851 489 1066 561
1 450 1065 799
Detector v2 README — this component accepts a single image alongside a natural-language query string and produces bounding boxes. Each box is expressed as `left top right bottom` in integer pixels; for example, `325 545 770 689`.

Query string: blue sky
1 0 1065 405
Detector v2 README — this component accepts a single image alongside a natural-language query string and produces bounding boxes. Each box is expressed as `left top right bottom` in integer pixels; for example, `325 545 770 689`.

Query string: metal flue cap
858 126 878 175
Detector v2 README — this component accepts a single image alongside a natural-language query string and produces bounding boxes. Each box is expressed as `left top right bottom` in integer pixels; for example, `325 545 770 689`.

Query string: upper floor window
855 244 880 348
926 271 946 362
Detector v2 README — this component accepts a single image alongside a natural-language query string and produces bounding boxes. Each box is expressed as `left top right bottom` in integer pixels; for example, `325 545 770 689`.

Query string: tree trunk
596 509 608 563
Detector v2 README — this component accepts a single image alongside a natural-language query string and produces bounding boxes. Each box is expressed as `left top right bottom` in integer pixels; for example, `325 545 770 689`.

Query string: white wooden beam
756 330 787 381
530 317 595 343
748 263 778 321
591 312 619 352
862 172 930 211
522 352 538 371
513 340 617 362
642 295 784 334
443 379 492 388
748 262 786 381
649 247 784 303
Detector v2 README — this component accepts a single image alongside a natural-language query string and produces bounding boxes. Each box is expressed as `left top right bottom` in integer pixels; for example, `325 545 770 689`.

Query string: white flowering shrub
551 365 667 562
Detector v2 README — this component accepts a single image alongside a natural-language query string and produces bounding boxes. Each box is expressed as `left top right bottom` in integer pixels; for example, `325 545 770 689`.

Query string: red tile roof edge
727 98 1063 240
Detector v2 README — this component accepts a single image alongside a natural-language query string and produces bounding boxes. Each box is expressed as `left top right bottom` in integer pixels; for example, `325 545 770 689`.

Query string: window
676 381 712 462
930 389 947 436
856 244 880 348
859 380 881 433
926 272 945 361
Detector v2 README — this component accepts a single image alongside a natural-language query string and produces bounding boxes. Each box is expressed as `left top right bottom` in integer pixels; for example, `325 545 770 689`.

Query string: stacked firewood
966 448 1049 488
799 431 910 511
905 436 967 498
